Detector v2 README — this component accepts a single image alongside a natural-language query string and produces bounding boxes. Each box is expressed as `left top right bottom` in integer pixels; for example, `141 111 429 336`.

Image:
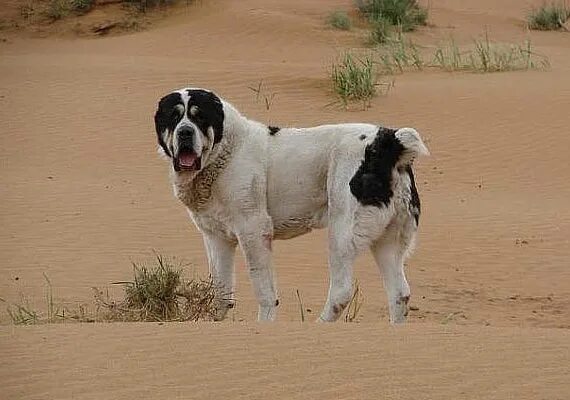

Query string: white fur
159 88 428 322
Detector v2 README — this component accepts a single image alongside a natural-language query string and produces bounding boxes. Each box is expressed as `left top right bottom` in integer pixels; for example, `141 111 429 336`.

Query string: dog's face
154 88 224 172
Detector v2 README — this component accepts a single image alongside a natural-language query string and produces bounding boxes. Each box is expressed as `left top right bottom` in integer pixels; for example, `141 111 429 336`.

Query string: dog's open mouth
176 150 201 171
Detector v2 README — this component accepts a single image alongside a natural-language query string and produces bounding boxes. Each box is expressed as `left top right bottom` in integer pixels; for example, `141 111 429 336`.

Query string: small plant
6 296 39 325
248 80 277 110
432 36 466 72
330 51 378 107
20 3 36 20
327 10 352 30
126 0 177 13
368 17 393 44
527 2 570 30
44 0 70 21
295 289 305 322
71 0 95 14
123 256 182 321
4 274 62 325
357 0 428 32
345 280 363 322
377 32 424 73
95 253 223 322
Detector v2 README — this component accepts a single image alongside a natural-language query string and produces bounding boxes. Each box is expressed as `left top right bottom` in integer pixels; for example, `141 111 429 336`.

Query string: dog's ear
154 93 183 158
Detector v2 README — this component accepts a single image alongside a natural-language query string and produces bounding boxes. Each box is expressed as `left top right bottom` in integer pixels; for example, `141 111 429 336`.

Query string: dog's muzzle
174 126 201 172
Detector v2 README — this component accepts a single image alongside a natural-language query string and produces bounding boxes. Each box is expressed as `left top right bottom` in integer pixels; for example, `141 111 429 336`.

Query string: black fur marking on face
186 89 224 144
359 134 367 140
406 165 421 225
268 126 280 136
154 92 184 158
349 127 405 208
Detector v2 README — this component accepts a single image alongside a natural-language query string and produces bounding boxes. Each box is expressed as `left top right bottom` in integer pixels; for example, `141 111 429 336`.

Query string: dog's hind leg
203 233 237 321
370 220 416 324
237 215 279 321
318 218 358 322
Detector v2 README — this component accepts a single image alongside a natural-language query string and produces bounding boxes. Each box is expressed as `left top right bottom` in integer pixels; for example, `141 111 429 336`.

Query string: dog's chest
172 144 232 212
191 210 237 243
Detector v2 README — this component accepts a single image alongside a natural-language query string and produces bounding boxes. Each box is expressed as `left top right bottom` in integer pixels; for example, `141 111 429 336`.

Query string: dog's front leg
237 216 278 321
203 232 237 321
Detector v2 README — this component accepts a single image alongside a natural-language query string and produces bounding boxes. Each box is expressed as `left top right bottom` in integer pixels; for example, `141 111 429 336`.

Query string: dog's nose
178 126 195 138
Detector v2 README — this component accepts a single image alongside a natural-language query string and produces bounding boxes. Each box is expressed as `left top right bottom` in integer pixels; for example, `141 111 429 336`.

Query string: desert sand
1 0 569 398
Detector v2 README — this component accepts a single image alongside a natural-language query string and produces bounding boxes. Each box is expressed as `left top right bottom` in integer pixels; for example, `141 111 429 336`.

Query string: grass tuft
377 32 424 73
3 253 223 324
44 0 70 21
357 0 428 32
327 10 352 30
368 17 393 44
95 253 223 322
71 0 95 15
527 2 570 30
330 51 378 107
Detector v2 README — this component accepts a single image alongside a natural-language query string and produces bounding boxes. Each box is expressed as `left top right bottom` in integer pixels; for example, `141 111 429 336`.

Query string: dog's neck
171 137 233 213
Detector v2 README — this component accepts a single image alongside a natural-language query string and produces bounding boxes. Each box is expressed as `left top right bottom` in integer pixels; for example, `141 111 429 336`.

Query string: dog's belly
268 188 328 240
271 205 328 240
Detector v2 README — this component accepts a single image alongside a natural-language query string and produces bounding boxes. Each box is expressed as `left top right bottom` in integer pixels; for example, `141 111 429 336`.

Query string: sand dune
1 0 569 398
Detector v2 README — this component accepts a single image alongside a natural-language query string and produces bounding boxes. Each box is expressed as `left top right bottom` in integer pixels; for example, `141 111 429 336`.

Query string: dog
154 88 429 322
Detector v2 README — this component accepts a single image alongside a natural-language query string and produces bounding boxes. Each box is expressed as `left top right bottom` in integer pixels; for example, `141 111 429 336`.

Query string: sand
1 0 569 398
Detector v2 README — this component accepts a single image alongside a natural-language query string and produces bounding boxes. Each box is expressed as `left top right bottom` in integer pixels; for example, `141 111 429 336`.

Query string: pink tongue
179 152 197 167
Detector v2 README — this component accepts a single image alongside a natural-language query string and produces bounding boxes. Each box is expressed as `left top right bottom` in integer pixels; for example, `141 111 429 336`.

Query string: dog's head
154 88 224 173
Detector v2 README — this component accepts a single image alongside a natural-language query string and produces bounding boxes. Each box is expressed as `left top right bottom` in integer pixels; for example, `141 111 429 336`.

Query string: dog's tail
394 127 430 166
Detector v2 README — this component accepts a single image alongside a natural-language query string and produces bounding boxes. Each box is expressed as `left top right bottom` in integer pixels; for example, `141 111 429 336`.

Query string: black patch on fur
349 127 405 207
186 89 224 144
154 92 183 157
268 126 280 136
406 165 421 225
359 134 367 140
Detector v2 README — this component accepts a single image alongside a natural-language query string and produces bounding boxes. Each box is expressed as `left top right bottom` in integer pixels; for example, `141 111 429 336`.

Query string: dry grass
3 254 224 324
95 254 222 322
345 280 364 322
327 10 352 30
527 2 570 30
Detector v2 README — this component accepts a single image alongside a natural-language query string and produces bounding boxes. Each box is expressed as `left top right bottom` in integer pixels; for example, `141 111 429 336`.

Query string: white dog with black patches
154 88 429 322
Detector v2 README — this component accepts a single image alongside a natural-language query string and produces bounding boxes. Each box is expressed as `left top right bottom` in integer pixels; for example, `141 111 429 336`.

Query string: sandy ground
1 0 569 398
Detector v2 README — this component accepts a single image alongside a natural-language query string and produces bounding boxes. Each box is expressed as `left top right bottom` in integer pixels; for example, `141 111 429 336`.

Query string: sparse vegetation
357 0 428 32
248 80 277 110
374 31 550 74
44 0 70 21
71 0 95 15
527 2 570 30
95 254 223 322
327 10 352 30
3 254 224 324
330 52 378 107
377 32 424 73
432 32 550 73
5 295 39 325
368 17 393 44
127 0 177 13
